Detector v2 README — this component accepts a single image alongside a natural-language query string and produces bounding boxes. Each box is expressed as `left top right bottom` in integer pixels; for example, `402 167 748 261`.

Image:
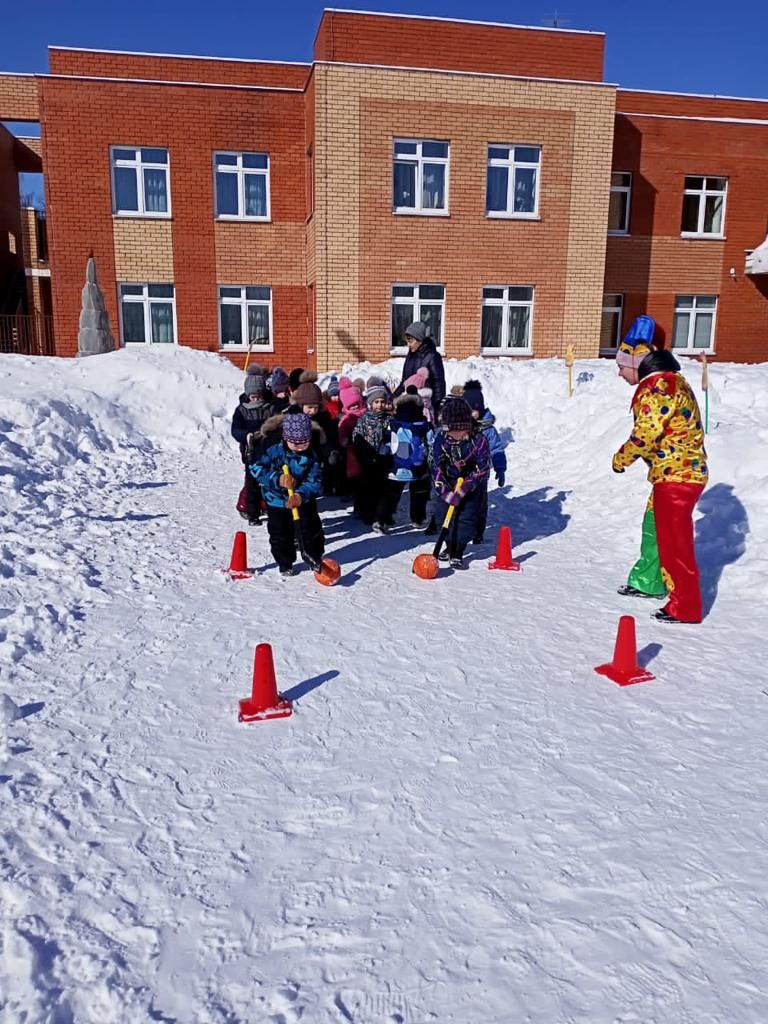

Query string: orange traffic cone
488 526 521 571
238 643 293 722
594 615 655 686
225 530 253 579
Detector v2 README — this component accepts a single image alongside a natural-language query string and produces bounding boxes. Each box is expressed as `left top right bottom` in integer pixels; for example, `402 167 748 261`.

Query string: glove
496 472 505 487
286 493 302 509
446 488 464 507
279 473 295 490
328 450 341 467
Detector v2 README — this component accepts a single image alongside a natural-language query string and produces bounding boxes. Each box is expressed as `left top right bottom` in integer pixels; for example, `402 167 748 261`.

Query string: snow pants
358 462 392 526
627 492 666 596
243 465 263 522
654 481 705 623
265 501 324 571
436 484 486 558
387 474 430 525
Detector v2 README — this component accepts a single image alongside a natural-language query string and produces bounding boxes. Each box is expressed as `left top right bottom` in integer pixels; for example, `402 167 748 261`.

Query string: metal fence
0 314 55 356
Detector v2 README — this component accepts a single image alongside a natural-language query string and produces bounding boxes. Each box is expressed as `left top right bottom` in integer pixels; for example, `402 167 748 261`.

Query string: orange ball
412 553 439 580
314 558 341 586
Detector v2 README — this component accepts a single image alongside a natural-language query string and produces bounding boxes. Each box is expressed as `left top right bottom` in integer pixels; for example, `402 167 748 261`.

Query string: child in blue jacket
387 387 434 527
462 380 507 544
250 413 324 577
429 397 491 569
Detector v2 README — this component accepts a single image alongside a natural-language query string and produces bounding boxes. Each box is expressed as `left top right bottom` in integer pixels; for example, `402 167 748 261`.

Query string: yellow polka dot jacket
612 371 708 485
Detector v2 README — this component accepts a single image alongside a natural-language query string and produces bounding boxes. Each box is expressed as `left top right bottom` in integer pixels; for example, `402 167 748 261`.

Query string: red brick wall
607 112 768 363
49 49 309 90
314 11 605 83
39 76 308 364
618 89 768 122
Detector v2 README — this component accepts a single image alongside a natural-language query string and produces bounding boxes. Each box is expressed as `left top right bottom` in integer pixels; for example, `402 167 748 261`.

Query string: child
267 366 291 413
251 412 324 578
291 371 342 495
230 364 273 525
403 366 435 424
387 386 434 527
462 379 507 544
324 376 343 421
429 397 491 569
352 378 394 532
337 377 365 513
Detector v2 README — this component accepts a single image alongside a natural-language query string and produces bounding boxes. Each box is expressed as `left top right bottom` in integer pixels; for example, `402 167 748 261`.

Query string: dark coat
231 394 275 461
395 339 446 409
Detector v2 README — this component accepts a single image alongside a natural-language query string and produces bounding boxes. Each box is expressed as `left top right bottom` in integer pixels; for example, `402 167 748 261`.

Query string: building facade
1 9 766 367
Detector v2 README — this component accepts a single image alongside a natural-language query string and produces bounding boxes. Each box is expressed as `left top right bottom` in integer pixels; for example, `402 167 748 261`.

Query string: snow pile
1 347 768 1023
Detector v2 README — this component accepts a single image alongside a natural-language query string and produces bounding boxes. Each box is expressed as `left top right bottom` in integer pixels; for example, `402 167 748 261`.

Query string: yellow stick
565 343 575 398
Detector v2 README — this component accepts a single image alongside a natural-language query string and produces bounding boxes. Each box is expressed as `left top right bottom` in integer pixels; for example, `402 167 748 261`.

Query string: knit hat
365 375 391 406
268 366 290 394
440 397 473 433
404 321 427 344
291 370 323 408
403 367 429 392
394 386 424 422
282 412 313 444
463 379 485 415
326 375 340 398
339 376 363 411
289 368 305 391
244 364 266 397
616 316 658 370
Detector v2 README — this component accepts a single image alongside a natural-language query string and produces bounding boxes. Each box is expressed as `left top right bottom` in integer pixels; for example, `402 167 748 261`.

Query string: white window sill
113 211 172 220
680 233 725 241
481 348 532 356
390 348 445 356
486 212 540 221
393 208 450 217
608 230 630 237
672 348 715 357
220 344 275 353
216 215 272 224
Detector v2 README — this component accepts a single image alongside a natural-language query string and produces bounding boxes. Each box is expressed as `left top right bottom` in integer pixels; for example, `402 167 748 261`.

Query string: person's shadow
487 486 571 548
695 483 749 617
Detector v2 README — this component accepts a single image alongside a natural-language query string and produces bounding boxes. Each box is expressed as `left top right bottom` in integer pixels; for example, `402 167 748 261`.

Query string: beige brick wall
0 74 39 121
312 65 616 370
113 218 174 281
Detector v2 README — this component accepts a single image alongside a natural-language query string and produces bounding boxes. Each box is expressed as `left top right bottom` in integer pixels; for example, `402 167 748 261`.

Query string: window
481 286 534 352
681 176 727 237
119 284 176 344
111 147 170 216
608 172 631 234
393 140 449 215
391 284 445 350
486 145 541 218
600 293 624 349
219 286 272 350
672 295 717 351
214 152 270 220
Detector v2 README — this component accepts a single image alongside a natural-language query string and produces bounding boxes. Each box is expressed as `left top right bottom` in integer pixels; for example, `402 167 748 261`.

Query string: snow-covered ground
1 346 766 1024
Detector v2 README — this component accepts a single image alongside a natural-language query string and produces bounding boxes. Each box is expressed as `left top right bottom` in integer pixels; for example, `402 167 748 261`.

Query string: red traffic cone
238 643 293 722
488 526 521 571
225 530 253 579
594 615 655 686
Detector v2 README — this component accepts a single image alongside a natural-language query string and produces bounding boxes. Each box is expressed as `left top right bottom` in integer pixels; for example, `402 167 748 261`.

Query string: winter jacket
352 410 393 472
388 417 433 482
338 409 364 478
253 409 329 465
477 408 507 483
231 394 275 461
612 371 708 485
250 439 323 509
429 428 491 498
395 339 446 409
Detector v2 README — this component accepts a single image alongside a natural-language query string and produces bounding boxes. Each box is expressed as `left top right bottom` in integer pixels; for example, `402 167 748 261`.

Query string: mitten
279 473 295 490
496 472 505 487
286 493 302 509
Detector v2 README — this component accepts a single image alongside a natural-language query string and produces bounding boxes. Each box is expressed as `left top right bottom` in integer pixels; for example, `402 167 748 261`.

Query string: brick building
1 9 766 366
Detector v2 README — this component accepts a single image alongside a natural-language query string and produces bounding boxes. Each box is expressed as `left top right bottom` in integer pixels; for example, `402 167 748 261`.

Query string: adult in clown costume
612 315 708 624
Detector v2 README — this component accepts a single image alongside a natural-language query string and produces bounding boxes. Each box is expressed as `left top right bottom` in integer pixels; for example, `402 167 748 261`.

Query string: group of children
230 364 508 576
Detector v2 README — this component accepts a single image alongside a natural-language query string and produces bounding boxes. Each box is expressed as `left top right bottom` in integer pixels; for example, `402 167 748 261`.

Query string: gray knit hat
404 321 427 343
365 375 391 407
244 364 266 397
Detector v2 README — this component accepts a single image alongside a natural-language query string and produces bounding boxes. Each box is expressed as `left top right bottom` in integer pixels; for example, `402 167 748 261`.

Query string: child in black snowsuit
387 387 433 527
352 379 393 532
429 397 491 569
230 364 273 525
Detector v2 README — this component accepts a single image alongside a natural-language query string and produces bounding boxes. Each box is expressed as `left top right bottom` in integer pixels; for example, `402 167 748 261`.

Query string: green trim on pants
627 506 666 596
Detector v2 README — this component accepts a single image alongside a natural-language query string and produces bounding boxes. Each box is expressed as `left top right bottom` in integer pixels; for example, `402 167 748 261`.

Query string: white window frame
608 172 632 235
681 176 727 239
600 293 624 351
213 152 271 222
486 144 541 220
392 139 450 217
390 284 445 353
218 286 274 352
118 283 177 346
110 146 171 218
480 285 534 354
672 295 718 354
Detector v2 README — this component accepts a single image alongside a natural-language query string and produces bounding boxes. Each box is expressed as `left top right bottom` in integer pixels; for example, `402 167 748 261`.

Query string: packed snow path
1 350 766 1023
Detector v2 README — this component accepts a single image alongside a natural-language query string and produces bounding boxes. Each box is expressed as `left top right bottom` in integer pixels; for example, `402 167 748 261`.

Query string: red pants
653 482 705 622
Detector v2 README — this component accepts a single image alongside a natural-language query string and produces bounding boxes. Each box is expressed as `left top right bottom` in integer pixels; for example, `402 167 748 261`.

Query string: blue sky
4 0 766 204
